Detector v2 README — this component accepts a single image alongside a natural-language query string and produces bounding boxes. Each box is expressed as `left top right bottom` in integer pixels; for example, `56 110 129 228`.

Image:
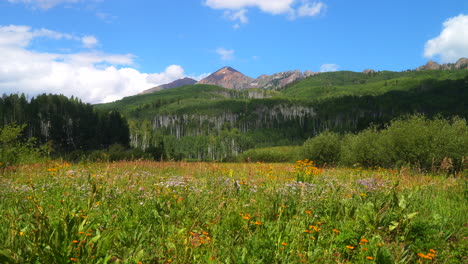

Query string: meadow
0 160 466 263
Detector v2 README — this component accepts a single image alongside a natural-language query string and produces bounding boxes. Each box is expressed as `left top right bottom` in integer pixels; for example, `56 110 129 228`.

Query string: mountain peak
198 66 253 89
416 58 468 71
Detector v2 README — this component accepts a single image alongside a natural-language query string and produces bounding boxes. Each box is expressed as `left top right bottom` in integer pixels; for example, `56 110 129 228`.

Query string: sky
0 0 467 104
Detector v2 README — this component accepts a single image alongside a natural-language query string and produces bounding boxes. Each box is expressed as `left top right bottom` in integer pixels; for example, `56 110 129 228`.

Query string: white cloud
424 14 468 63
225 9 249 28
320 63 339 72
81 35 98 48
216 48 235 61
96 12 117 23
205 0 325 25
7 0 84 9
191 72 211 81
205 0 294 14
146 65 185 84
0 25 192 103
297 1 325 17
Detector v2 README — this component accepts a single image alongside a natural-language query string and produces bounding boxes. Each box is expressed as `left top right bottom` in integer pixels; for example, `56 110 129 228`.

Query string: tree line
0 93 130 154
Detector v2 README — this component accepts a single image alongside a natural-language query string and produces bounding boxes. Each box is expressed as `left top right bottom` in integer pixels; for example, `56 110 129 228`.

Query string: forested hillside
0 94 129 153
96 69 468 161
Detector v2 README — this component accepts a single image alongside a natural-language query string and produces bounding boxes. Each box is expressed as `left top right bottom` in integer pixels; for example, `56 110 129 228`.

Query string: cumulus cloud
7 0 85 9
424 14 468 63
320 63 339 72
0 25 191 103
205 0 325 25
216 48 235 60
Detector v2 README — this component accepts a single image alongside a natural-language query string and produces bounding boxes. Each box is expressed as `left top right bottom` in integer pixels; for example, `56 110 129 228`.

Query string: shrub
340 127 391 168
302 131 341 166
0 123 45 167
239 146 302 162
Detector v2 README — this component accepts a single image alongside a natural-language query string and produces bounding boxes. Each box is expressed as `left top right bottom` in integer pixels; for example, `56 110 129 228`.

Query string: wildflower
366 256 373 260
332 228 339 234
209 257 216 260
255 221 262 225
417 253 432 260
377 243 383 247
346 245 355 250
70 258 78 262
360 238 369 243
202 231 209 235
281 242 288 246
429 249 436 253
305 210 312 215
72 240 79 243
309 225 320 232
19 231 24 236
361 248 368 251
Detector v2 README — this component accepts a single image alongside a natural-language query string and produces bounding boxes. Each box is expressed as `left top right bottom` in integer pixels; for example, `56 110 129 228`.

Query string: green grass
0 161 466 263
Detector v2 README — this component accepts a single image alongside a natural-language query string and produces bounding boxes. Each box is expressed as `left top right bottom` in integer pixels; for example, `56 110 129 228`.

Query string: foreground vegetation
1 161 466 263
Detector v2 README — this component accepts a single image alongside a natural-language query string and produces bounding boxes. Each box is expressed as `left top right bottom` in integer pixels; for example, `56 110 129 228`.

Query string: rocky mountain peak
198 66 254 89
416 58 468 71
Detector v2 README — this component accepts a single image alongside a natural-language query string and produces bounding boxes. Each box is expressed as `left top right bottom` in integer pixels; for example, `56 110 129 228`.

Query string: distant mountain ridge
140 77 197 94
139 58 468 95
250 70 318 90
417 58 468 71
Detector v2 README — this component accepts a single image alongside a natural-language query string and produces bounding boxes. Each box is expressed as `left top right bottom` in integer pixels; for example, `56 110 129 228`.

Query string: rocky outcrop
140 77 197 94
198 67 254 89
417 60 441 70
454 58 468 69
250 70 318 90
363 69 376 74
417 58 468 71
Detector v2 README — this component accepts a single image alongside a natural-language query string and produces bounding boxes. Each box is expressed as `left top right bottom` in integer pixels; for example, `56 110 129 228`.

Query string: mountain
417 58 468 70
198 67 254 89
140 77 197 94
250 70 318 90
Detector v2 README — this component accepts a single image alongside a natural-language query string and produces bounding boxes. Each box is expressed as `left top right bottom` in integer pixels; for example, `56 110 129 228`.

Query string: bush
303 115 468 173
340 127 391 168
239 146 302 162
383 115 468 171
0 123 45 167
302 131 341 166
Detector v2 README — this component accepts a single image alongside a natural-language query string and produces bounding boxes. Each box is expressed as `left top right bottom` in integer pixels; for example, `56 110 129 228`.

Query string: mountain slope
140 77 197 94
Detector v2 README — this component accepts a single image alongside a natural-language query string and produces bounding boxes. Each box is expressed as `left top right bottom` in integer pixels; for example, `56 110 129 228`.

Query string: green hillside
95 69 468 161
281 69 467 99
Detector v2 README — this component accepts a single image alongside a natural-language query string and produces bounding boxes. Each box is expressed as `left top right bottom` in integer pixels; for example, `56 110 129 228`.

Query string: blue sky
0 0 467 103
